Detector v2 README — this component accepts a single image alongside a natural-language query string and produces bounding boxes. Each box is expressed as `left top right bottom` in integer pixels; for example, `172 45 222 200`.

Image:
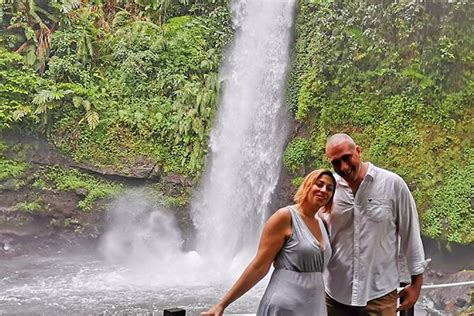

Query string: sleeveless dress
256 205 331 316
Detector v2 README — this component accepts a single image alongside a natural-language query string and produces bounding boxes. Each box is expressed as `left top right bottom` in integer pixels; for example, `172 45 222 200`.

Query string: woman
201 169 336 316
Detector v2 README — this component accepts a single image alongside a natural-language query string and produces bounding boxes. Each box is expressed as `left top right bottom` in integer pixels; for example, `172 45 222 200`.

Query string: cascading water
191 0 295 263
0 2 298 313
97 0 297 281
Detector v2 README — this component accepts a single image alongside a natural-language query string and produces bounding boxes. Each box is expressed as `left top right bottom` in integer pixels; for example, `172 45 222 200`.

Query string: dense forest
0 0 472 244
285 0 473 244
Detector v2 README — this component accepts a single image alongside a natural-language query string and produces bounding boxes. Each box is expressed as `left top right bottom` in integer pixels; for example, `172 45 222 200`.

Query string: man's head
325 133 364 185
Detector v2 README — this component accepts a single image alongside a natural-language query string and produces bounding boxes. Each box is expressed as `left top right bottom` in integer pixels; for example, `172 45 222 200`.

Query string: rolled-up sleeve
397 179 430 275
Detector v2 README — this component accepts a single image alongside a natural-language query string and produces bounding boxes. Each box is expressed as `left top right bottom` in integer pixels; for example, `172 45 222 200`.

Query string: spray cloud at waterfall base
98 189 253 287
100 0 296 289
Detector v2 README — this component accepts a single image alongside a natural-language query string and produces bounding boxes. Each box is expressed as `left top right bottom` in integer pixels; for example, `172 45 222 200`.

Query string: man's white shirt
324 163 429 306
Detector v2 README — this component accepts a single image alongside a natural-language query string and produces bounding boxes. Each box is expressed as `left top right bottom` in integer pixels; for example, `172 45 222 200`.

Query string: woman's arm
201 208 292 316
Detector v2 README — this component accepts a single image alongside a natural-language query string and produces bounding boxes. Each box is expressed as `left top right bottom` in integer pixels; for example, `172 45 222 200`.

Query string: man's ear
356 145 362 158
355 145 361 155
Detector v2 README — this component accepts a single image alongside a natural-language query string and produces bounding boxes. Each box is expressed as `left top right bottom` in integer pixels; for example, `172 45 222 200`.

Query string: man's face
326 141 362 185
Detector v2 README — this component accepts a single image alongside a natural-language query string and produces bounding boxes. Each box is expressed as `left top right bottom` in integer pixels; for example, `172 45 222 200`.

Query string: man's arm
396 178 429 310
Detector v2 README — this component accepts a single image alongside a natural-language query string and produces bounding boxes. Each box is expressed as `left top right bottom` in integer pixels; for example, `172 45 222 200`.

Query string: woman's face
308 174 335 206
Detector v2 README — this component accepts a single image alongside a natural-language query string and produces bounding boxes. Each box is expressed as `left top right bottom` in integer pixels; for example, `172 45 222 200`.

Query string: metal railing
164 280 474 315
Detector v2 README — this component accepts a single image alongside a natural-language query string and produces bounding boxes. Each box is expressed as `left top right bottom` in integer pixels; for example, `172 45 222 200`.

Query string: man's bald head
325 133 366 186
326 133 356 152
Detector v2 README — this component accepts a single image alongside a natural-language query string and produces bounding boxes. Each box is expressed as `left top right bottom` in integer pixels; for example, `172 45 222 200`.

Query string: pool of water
0 252 440 315
0 253 266 315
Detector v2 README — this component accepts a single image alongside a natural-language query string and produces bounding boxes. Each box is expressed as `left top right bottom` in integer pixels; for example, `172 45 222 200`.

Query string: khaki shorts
326 290 397 316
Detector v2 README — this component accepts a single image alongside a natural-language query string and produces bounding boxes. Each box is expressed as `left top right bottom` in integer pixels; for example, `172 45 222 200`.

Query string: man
324 133 428 315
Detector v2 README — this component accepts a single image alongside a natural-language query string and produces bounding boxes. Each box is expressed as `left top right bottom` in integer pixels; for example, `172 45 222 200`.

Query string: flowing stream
0 0 296 314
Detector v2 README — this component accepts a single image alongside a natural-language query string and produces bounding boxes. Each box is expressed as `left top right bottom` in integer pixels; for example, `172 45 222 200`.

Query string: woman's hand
201 209 290 316
200 304 225 316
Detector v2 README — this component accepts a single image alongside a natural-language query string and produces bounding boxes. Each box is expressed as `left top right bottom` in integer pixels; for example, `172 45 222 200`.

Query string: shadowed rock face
0 130 162 181
0 130 196 257
0 192 104 257
0 135 99 256
422 237 474 273
422 270 474 316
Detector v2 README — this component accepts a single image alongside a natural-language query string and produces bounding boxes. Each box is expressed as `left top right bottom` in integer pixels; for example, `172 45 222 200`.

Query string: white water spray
191 0 296 263
99 0 296 285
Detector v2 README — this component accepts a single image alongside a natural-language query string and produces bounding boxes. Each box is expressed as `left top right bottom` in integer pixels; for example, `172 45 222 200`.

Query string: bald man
324 133 428 316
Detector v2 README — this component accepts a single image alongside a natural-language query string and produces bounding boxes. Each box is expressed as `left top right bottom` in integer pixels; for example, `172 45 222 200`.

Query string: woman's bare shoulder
266 206 292 227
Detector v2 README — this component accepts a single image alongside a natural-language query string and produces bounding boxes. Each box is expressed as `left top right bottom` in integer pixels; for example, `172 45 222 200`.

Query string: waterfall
98 0 296 285
191 0 296 263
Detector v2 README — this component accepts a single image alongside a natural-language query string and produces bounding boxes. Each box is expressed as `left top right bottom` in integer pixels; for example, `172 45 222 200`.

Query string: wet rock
455 298 467 308
75 188 89 197
423 270 474 316
0 130 191 259
433 299 446 311
0 236 13 253
162 174 193 186
0 130 162 181
0 179 21 191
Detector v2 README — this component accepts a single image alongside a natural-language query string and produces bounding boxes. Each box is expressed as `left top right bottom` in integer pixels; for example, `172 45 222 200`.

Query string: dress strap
287 205 304 236
321 218 330 237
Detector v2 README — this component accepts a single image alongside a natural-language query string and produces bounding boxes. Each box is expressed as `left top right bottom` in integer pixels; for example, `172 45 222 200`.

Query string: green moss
0 141 30 181
44 167 123 212
289 0 473 243
0 158 28 181
284 137 311 174
292 176 304 188
149 183 191 208
32 178 49 190
421 155 474 243
15 200 42 213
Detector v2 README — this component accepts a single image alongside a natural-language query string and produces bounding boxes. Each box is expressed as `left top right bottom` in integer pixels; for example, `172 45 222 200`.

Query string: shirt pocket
365 198 392 223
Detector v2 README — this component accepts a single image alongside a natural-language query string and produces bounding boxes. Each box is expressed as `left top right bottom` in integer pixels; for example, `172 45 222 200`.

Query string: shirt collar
336 162 376 187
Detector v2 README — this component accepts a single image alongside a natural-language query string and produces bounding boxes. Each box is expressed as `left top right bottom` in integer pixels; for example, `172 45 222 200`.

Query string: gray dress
256 205 331 316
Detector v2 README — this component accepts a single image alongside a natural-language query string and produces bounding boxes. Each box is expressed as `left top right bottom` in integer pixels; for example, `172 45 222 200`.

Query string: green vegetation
0 142 28 181
151 183 191 207
0 158 28 181
422 156 474 243
0 49 42 130
44 167 123 211
32 177 48 190
291 176 304 188
283 137 311 174
1 0 232 177
15 200 42 213
1 0 472 243
288 1 473 243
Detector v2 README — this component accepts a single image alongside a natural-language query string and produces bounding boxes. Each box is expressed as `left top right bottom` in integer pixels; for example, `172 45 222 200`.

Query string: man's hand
397 284 420 311
397 274 423 311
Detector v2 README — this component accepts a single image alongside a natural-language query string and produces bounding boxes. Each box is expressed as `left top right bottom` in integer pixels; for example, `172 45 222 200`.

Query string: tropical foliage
1 0 232 177
286 0 473 243
1 0 472 243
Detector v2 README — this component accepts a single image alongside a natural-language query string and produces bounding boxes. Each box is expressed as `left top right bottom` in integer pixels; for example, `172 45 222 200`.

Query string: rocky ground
421 267 473 315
